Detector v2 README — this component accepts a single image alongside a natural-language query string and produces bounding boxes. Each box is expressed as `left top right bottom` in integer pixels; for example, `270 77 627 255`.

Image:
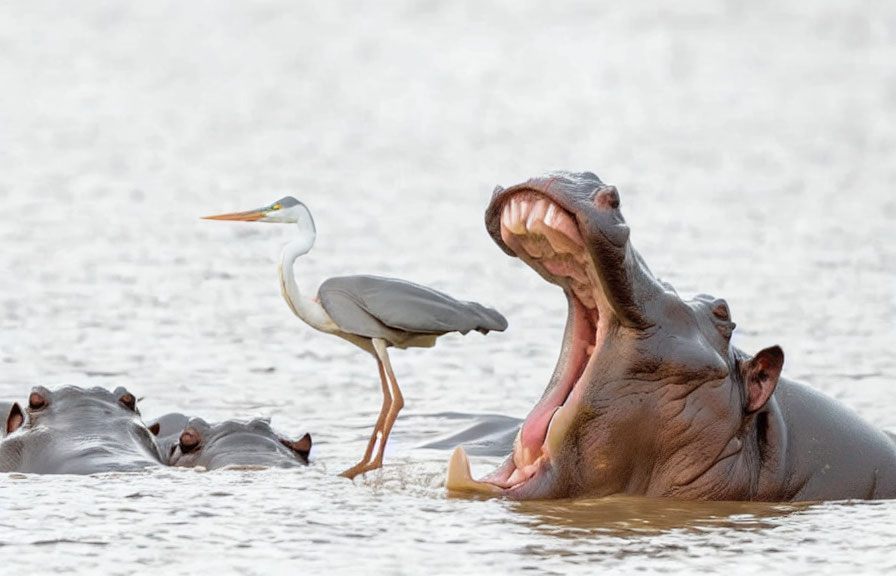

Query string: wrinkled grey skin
168 417 311 470
0 385 164 474
482 171 896 501
146 412 191 464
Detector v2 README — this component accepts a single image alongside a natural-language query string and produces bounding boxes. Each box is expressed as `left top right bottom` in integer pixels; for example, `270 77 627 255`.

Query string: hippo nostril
28 392 46 410
179 427 201 453
594 186 620 210
118 393 137 412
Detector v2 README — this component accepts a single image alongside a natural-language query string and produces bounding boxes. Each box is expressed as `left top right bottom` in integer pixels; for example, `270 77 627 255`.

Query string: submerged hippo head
145 412 191 464
1 385 164 474
168 417 312 470
446 172 784 499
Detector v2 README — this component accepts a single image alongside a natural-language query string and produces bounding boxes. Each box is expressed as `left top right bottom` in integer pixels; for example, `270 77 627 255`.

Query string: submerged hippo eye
118 393 137 412
28 392 47 410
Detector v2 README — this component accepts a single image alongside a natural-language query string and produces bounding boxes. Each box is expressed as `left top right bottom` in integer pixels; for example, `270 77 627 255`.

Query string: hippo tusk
445 446 502 495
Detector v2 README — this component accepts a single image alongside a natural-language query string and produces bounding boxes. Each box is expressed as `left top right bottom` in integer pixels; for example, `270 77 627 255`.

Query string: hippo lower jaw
447 192 613 499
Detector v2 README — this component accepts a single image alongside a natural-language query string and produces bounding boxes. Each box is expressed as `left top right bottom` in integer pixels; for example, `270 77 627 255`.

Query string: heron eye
272 204 281 210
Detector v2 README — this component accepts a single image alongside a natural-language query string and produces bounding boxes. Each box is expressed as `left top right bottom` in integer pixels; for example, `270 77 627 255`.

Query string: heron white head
202 196 315 232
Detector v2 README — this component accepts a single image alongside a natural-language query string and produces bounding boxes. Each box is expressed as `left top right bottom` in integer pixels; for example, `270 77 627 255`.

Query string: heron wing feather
318 275 507 337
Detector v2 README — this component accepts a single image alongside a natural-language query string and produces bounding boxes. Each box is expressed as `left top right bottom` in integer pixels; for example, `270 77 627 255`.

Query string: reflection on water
514 496 808 538
2 0 896 573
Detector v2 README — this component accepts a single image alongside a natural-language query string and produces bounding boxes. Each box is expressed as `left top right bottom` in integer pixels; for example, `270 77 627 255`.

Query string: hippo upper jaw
484 171 666 330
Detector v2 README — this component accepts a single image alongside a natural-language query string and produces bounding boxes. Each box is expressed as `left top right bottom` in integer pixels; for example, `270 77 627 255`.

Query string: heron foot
339 459 382 479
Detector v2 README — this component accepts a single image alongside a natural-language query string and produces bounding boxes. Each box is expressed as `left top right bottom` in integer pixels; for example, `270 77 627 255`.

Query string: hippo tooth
445 446 501 495
518 198 530 226
545 402 577 458
526 198 549 232
501 204 512 229
529 218 579 256
525 198 541 230
545 202 558 226
512 428 536 470
508 198 526 234
547 205 584 247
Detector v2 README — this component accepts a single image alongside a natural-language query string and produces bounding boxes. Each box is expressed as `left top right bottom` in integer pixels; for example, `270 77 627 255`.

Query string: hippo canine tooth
445 446 501 494
545 402 577 457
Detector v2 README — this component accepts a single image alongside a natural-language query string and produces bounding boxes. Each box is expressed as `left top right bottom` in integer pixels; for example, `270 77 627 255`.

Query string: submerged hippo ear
6 403 24 435
742 346 784 413
118 393 137 413
148 422 161 436
281 433 313 462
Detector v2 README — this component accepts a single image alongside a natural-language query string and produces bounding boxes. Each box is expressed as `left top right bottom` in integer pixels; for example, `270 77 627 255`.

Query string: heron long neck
277 229 334 331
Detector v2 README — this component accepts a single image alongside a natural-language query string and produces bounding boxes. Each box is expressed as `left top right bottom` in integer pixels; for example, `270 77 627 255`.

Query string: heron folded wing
318 275 507 337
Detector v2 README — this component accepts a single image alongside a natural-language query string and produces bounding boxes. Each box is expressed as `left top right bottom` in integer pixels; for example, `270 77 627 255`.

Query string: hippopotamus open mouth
447 172 643 498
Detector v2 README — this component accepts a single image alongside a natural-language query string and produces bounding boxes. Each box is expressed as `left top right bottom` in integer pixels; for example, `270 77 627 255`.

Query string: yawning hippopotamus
1 385 164 474
446 171 896 501
167 416 312 470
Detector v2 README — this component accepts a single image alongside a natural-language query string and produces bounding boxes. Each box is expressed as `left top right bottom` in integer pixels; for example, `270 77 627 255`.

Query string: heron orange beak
201 208 268 221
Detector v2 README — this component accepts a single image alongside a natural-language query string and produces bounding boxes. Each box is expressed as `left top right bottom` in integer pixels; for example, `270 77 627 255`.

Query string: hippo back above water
446 171 896 501
1 385 164 474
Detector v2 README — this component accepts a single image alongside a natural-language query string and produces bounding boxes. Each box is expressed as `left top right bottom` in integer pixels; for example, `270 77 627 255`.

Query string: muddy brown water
1 1 895 573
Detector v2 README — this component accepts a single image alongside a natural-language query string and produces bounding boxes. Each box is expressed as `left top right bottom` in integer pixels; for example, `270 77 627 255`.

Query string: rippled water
1 1 895 573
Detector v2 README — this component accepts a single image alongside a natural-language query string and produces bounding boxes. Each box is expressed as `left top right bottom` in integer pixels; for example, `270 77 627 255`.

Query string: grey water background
1 1 895 573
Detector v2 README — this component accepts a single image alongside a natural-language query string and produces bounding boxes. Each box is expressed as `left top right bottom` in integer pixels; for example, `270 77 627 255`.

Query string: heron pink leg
339 356 392 479
367 338 404 470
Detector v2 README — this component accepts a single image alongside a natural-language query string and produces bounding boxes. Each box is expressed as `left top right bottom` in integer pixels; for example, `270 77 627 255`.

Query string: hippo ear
282 433 312 462
6 403 24 435
148 423 161 436
742 346 784 413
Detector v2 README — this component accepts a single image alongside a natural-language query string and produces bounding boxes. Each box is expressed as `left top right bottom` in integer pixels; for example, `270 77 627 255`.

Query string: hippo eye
118 393 137 412
28 392 47 410
593 186 620 210
711 300 730 321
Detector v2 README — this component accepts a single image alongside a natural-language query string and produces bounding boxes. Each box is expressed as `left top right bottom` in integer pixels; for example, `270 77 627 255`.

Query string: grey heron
202 197 507 478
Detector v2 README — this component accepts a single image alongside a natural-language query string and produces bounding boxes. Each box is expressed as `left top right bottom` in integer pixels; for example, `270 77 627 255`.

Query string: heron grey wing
317 280 410 341
318 275 508 336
